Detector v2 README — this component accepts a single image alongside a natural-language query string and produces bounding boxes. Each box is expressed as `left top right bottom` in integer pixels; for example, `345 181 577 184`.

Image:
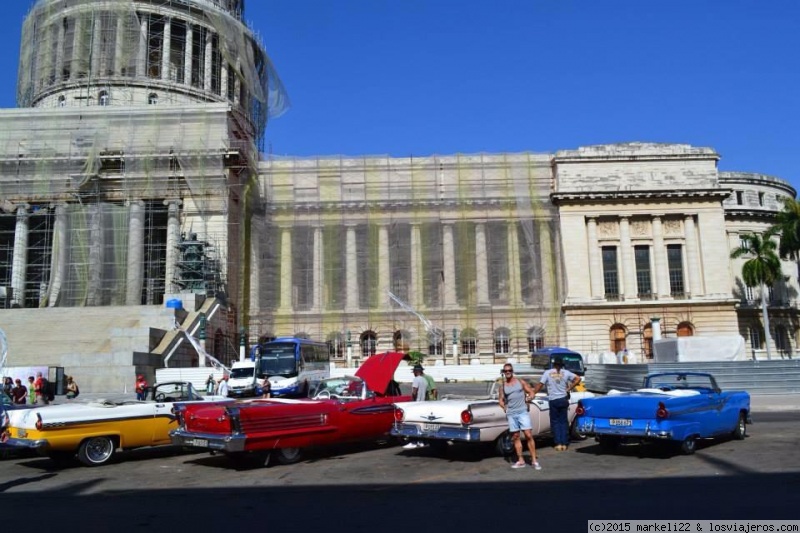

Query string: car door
150 383 183 444
529 398 550 435
336 395 396 442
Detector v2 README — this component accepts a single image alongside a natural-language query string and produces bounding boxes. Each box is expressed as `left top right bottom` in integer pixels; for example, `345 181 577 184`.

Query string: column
410 223 422 308
126 201 145 305
86 205 104 306
48 204 69 307
345 225 358 312
161 17 171 81
40 24 56 90
183 22 193 86
55 20 66 81
279 227 292 311
115 15 125 76
378 224 390 309
475 222 490 306
71 15 84 81
652 216 670 299
684 215 702 297
10 205 29 307
204 29 213 92
91 14 102 77
539 220 555 306
137 14 148 78
619 216 636 300
221 61 228 98
507 221 522 306
586 217 603 299
312 226 323 312
443 223 457 307
164 199 182 294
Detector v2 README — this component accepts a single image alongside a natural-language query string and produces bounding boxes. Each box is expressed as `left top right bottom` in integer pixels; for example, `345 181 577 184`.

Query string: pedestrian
65 376 79 399
34 372 50 405
2 376 12 396
135 374 148 401
11 378 27 405
422 367 438 400
402 364 430 450
27 376 36 404
205 374 215 395
530 356 581 451
217 375 230 397
260 377 271 398
498 364 541 470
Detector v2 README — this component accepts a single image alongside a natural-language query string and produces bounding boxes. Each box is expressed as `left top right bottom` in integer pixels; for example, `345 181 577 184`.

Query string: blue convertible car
574 372 750 454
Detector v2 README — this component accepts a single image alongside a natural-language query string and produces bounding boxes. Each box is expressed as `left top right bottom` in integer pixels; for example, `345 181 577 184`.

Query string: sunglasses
502 370 513 374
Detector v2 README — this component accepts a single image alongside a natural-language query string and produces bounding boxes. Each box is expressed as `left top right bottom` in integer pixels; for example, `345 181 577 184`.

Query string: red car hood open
355 352 406 395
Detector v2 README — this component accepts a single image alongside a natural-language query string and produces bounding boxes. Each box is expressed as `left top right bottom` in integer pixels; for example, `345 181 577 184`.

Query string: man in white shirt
217 375 230 397
403 364 429 449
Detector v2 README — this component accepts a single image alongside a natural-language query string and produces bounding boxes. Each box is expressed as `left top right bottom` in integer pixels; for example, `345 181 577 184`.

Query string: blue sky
2 1 798 192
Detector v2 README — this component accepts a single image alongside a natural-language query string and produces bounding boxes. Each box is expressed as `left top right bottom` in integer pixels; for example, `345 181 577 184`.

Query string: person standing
421 366 438 400
135 374 148 401
205 374 216 395
498 364 541 469
530 356 581 451
65 376 79 399
402 364 430 450
260 377 272 398
34 372 50 405
27 376 36 404
11 379 27 405
217 375 230 397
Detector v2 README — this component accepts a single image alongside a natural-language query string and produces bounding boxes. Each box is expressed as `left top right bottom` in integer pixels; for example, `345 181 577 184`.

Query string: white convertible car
391 375 594 455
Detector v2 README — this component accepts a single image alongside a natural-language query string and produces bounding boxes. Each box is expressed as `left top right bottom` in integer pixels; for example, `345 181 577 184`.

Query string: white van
227 360 258 397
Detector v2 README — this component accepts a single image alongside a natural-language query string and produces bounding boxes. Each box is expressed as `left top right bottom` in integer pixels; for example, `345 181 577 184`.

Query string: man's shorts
506 411 532 432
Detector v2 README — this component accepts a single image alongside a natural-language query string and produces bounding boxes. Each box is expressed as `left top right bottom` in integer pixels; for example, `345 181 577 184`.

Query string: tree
769 198 800 286
731 233 783 360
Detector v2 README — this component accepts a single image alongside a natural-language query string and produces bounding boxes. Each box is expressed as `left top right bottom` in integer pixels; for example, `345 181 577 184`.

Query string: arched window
461 328 478 356
610 324 627 353
326 332 344 359
642 323 653 359
57 95 66 107
98 90 110 106
676 322 694 337
428 331 444 357
527 326 546 353
774 325 790 354
494 327 511 355
360 331 377 358
148 93 159 105
393 330 411 353
748 325 763 350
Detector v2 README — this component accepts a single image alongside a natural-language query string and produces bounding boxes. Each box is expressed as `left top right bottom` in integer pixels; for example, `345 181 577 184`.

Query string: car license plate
187 438 209 447
422 423 440 433
609 419 632 427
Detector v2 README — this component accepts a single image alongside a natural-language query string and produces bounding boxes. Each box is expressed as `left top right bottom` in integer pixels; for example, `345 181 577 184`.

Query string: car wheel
597 435 619 452
495 432 513 457
77 436 116 466
570 419 588 441
275 447 303 465
679 436 697 455
732 413 747 440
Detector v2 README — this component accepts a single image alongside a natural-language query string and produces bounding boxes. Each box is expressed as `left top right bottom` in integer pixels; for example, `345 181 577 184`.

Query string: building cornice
551 189 731 205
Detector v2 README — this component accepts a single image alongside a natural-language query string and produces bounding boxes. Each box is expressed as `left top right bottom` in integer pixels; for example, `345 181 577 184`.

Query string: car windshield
152 382 199 402
645 373 716 392
230 367 254 379
260 343 298 377
560 355 584 374
310 377 367 399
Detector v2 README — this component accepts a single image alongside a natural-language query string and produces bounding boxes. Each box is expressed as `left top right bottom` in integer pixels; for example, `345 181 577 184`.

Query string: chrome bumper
391 423 482 442
576 418 674 440
170 429 246 452
2 437 50 451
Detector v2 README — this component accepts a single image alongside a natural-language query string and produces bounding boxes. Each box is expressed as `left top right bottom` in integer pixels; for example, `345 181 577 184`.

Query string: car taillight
460 409 473 424
394 408 404 423
656 401 669 419
575 402 585 416
35 413 43 430
172 404 186 426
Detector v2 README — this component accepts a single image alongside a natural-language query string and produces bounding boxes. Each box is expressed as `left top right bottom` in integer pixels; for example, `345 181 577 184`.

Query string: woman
260 377 271 398
205 374 216 395
66 376 79 399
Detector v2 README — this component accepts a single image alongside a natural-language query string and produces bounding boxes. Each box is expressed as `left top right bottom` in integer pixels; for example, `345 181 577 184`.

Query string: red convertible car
170 352 410 466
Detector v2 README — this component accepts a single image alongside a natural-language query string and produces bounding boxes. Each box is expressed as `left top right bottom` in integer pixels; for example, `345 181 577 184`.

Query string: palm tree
731 233 783 360
769 197 800 281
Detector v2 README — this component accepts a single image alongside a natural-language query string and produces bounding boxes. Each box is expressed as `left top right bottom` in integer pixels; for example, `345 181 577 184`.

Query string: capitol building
0 0 796 392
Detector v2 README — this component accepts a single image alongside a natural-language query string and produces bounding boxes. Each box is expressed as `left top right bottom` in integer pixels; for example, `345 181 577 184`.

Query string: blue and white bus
257 337 331 397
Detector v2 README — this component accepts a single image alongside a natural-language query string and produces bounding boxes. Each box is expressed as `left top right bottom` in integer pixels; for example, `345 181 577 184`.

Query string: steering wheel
155 393 166 401
315 390 331 399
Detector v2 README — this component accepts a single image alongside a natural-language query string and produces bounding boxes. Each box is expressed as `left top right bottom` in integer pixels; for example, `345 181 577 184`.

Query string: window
461 328 477 356
326 332 345 359
98 90 109 106
494 327 511 355
758 192 764 206
393 330 410 353
676 322 694 337
602 246 619 299
148 93 159 105
748 325 763 350
610 324 626 354
57 95 66 107
360 331 377 358
428 331 444 356
775 325 790 354
527 327 546 353
667 244 685 296
736 191 744 205
642 324 653 359
634 245 653 298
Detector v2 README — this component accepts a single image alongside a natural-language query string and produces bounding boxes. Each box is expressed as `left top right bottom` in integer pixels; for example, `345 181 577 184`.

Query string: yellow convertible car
1 381 227 466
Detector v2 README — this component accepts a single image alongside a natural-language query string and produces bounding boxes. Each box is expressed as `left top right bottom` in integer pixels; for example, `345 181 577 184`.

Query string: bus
530 346 586 377
256 337 331 397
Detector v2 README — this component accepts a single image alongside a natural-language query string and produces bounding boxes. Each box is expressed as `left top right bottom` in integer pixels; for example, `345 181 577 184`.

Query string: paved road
1 409 798 530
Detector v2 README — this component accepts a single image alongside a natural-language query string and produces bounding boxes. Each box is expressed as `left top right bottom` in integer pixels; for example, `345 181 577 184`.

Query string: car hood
354 352 406 394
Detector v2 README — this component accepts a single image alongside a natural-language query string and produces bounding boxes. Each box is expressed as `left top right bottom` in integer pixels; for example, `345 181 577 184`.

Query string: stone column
378 224 390 309
410 223 422 308
279 226 292 311
161 17 171 81
221 61 228 98
137 15 148 78
345 225 358 312
619 216 636 300
234 58 241 104
71 15 84 81
507 221 522 306
539 220 555 305
204 29 213 92
475 222 490 306
652 216 670 299
11 205 29 307
126 200 145 305
86 205 104 306
48 204 69 307
115 15 125 76
91 14 103 77
40 24 56 90
443 223 457 307
312 226 323 312
184 22 193 86
684 215 702 297
586 217 603 299
164 199 182 294
55 20 66 81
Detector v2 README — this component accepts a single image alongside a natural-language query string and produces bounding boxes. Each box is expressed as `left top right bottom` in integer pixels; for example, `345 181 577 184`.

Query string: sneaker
416 442 428 448
511 462 526 469
402 442 418 450
533 462 542 470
